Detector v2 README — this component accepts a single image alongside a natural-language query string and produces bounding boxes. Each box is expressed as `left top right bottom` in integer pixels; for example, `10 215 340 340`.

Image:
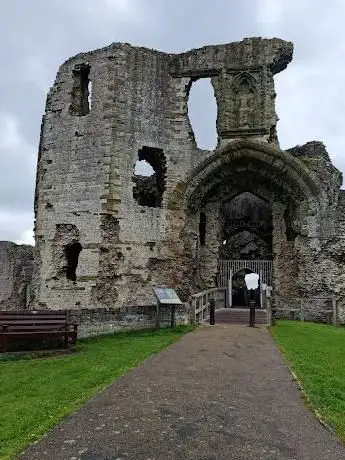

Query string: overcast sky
1 0 344 245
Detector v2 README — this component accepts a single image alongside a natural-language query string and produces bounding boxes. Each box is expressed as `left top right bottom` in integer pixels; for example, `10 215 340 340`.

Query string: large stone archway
178 140 326 300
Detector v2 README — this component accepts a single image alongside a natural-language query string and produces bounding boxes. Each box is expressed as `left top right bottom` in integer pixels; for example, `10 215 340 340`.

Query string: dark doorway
231 268 260 308
65 242 82 281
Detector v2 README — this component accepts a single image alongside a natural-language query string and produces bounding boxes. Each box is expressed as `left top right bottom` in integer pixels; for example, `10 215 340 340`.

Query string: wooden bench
0 310 78 352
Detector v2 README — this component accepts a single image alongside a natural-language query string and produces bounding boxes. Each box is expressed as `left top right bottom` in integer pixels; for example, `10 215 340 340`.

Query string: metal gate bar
217 260 273 308
217 260 273 288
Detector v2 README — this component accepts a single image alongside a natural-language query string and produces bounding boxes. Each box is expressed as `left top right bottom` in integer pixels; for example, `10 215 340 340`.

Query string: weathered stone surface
0 242 35 310
70 304 190 337
32 37 345 325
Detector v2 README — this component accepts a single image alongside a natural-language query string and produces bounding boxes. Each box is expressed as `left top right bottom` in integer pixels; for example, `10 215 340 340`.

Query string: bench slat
0 309 77 351
2 324 75 329
1 331 76 336
1 317 68 320
1 320 68 325
0 311 67 315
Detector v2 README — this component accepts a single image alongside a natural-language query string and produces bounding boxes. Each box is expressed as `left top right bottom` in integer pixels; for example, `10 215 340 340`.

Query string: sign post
153 287 183 328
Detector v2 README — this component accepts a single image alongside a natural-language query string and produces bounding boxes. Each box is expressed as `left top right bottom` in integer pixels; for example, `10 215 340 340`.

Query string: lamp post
244 273 259 327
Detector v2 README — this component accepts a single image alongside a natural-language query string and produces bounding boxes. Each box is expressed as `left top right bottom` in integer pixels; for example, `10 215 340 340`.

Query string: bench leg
72 325 78 345
64 332 68 348
0 336 7 353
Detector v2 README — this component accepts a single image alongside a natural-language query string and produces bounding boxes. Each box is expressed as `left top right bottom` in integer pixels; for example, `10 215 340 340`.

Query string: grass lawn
271 320 345 441
0 325 195 460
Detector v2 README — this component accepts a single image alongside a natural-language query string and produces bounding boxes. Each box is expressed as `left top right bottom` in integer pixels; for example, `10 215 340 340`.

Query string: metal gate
217 260 273 308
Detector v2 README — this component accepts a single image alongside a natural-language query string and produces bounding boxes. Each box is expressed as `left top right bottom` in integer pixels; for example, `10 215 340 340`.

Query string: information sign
153 287 183 305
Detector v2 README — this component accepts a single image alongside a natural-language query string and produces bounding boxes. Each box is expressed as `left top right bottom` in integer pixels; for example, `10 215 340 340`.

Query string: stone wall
0 242 35 310
69 304 190 338
274 296 336 324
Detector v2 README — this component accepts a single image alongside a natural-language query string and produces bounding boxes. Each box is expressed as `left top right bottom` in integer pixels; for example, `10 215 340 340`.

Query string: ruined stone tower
34 37 345 323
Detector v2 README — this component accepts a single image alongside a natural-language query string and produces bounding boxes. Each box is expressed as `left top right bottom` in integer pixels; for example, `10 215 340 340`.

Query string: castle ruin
31 37 345 326
0 242 35 310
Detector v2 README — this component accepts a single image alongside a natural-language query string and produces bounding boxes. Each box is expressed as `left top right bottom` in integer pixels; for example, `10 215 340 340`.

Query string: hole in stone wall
133 146 166 207
187 78 217 150
69 64 91 116
199 212 206 246
64 242 82 281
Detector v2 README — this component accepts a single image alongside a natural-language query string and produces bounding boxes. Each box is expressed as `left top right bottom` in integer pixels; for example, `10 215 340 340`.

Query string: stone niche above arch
230 72 260 129
212 69 267 139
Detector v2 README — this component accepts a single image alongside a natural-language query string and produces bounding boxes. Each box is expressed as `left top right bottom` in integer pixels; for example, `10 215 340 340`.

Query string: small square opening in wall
69 64 91 116
132 146 166 207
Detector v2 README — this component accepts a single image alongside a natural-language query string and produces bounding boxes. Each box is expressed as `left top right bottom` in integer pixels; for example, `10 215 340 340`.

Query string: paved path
22 325 345 460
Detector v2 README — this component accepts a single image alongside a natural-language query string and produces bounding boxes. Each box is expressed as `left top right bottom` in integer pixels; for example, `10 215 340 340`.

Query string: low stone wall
274 296 338 324
70 304 191 338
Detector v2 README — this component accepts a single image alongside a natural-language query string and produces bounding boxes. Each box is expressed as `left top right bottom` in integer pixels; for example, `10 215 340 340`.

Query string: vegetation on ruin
0 326 195 459
271 320 345 442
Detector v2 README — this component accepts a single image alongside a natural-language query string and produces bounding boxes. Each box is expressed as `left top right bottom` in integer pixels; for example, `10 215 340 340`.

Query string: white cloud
0 112 36 242
15 228 35 246
82 0 146 26
0 112 36 163
0 211 34 245
0 114 32 152
256 0 283 32
24 56 52 94
105 0 134 14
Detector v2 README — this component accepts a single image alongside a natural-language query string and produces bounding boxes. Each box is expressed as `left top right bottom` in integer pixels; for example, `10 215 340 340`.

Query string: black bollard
170 305 176 328
249 299 256 327
210 298 216 325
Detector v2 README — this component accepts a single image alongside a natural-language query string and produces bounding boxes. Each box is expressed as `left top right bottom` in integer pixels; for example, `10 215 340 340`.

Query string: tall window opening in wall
65 242 82 281
187 78 217 150
69 64 91 116
199 212 206 246
133 146 166 207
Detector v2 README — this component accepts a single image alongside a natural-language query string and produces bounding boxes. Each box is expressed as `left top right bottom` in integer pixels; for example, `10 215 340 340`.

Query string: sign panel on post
153 287 183 329
153 288 183 305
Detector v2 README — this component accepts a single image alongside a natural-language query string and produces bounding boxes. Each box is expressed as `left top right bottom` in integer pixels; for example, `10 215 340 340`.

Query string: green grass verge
0 325 195 459
271 320 345 441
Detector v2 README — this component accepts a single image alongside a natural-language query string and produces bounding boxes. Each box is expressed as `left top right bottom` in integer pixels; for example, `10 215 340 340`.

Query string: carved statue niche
231 72 258 129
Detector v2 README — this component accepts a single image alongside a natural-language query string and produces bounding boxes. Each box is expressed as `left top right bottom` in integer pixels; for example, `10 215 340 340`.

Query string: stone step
213 308 268 325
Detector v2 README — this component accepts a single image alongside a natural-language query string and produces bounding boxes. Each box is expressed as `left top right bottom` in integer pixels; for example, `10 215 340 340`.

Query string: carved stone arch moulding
230 71 258 93
182 140 326 213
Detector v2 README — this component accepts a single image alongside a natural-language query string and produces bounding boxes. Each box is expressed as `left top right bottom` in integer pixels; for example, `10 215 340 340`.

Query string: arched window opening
132 146 166 208
187 78 217 150
64 242 82 281
199 212 206 246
